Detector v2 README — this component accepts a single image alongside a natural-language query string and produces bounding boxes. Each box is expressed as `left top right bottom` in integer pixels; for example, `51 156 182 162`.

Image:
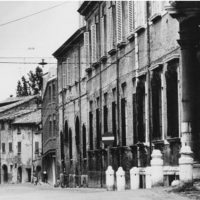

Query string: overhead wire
0 2 68 28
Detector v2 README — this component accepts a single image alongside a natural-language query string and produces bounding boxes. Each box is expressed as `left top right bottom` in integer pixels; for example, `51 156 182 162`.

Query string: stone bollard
116 167 125 191
106 166 115 191
179 145 193 183
145 167 152 189
150 149 163 187
130 167 139 190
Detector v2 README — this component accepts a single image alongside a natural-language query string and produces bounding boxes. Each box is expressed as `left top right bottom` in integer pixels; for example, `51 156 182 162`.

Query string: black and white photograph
0 1 200 199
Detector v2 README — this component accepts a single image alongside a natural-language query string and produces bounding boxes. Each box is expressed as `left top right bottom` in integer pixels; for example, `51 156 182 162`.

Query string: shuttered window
127 1 134 35
66 58 72 86
101 17 105 56
74 53 78 82
84 32 90 67
135 1 146 28
58 65 62 92
91 24 97 63
63 61 67 89
116 1 123 44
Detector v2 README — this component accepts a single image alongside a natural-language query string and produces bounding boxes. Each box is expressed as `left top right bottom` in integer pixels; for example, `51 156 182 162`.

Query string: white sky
0 1 80 100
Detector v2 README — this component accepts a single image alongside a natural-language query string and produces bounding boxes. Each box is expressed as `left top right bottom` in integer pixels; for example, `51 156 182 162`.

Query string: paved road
0 183 190 200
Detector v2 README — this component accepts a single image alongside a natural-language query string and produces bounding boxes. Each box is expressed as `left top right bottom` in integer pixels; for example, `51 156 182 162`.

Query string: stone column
150 149 163 186
178 20 200 183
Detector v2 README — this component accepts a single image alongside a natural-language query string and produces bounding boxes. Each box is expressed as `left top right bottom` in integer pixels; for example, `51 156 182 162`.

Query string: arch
69 128 73 159
75 116 80 149
82 124 87 158
17 166 22 183
64 120 68 143
2 164 8 183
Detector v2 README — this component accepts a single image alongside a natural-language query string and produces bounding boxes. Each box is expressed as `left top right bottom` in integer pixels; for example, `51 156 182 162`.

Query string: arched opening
82 124 86 159
64 121 68 143
69 128 73 160
36 165 42 180
2 164 8 183
75 117 80 152
60 131 65 171
17 166 22 183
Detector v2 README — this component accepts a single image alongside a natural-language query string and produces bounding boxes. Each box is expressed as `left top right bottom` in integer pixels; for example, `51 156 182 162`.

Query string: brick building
42 66 59 185
53 26 88 187
0 96 42 184
53 1 200 188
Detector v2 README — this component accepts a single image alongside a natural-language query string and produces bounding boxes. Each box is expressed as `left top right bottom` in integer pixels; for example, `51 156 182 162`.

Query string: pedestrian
43 170 47 183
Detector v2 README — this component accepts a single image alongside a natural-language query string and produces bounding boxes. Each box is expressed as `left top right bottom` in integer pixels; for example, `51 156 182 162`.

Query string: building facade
0 96 42 184
53 1 200 188
42 67 59 185
53 27 88 187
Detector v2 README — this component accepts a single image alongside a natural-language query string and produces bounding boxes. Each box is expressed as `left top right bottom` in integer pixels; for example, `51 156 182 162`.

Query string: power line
0 2 68 28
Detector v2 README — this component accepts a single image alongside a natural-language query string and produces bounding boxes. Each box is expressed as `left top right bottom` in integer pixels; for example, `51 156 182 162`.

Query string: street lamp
38 59 47 67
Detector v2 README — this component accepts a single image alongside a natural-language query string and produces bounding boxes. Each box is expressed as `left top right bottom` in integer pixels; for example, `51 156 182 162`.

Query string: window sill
127 33 135 42
99 55 107 63
134 26 145 34
149 13 162 23
85 67 92 73
92 61 100 69
166 137 180 143
108 48 117 56
117 41 126 49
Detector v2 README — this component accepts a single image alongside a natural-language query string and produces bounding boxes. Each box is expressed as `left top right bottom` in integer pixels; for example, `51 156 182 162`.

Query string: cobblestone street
0 184 192 200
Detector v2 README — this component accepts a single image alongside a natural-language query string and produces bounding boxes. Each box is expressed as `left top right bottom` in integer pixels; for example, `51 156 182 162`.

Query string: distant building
41 66 59 185
0 96 42 184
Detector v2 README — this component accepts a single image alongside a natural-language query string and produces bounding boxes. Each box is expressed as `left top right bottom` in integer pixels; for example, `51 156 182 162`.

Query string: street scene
1 0 200 199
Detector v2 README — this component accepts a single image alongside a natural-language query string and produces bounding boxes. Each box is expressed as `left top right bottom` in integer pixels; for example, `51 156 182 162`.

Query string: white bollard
130 167 139 190
145 167 152 189
116 167 125 191
106 166 115 191
150 149 163 187
179 146 193 183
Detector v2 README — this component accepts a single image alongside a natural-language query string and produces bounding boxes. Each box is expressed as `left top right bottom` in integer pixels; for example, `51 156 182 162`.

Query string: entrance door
2 165 8 183
17 167 22 183
26 168 31 182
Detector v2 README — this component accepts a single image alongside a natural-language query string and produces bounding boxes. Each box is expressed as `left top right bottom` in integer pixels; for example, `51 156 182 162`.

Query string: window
35 141 39 154
49 86 51 100
53 115 56 136
82 125 87 159
121 98 126 146
63 60 67 89
17 126 21 134
91 23 97 63
84 32 90 68
2 143 5 153
151 70 162 140
1 122 5 130
17 142 21 154
127 1 134 35
49 117 52 137
9 142 12 152
69 129 73 160
52 84 56 99
116 1 123 44
74 53 79 83
101 4 107 56
166 65 179 138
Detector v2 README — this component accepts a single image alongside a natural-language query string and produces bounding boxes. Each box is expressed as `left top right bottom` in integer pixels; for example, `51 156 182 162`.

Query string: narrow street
0 184 190 200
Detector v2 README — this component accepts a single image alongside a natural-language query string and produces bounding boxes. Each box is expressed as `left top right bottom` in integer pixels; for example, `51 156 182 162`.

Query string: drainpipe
78 42 82 180
146 1 152 160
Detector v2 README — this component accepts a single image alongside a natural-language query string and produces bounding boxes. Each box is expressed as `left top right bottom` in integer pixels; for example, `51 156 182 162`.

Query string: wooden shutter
62 62 66 89
116 1 122 44
84 32 90 67
128 1 134 35
74 53 78 82
66 58 70 86
100 17 105 56
91 24 97 63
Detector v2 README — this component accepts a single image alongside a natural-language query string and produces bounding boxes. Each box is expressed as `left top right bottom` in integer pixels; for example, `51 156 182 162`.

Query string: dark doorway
64 121 68 143
26 168 31 182
75 117 80 153
17 167 22 183
82 124 86 159
2 164 8 183
69 128 73 160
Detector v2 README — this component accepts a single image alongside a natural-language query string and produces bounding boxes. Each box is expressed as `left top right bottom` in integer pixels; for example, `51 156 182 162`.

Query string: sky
0 1 80 100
